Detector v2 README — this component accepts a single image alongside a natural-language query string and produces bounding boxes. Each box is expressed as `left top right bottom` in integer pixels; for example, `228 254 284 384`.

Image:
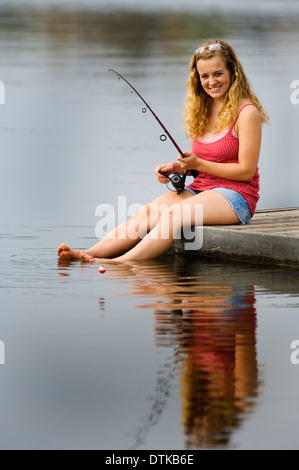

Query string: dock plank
219 208 299 235
172 207 299 266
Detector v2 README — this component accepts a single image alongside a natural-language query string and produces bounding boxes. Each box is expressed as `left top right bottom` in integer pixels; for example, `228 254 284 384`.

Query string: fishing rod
108 68 198 194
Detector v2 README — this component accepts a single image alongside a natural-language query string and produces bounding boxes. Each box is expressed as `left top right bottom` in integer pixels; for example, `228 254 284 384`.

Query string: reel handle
158 169 170 179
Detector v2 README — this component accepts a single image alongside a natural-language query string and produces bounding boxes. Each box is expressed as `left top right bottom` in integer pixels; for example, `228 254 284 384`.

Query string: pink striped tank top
186 103 260 216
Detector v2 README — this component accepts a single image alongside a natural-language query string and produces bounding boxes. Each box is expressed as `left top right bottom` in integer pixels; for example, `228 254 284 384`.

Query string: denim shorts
184 187 252 225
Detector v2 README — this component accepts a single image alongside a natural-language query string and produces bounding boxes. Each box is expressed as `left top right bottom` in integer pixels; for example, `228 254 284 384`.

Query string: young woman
57 39 269 262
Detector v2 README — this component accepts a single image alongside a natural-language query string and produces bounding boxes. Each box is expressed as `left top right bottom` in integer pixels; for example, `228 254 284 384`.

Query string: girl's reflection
106 258 260 448
177 286 258 448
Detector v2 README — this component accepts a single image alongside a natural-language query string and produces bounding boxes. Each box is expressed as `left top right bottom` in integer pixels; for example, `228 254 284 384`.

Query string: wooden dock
173 207 299 266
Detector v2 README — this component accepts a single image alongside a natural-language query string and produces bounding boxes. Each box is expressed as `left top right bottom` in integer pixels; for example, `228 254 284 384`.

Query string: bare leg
111 190 239 261
57 190 193 260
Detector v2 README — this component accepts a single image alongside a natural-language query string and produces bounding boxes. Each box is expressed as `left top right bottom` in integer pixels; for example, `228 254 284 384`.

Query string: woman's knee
138 202 170 223
159 203 183 229
128 203 162 236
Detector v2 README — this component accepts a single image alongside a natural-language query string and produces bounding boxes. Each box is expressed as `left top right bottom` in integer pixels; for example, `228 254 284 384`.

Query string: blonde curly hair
184 39 269 140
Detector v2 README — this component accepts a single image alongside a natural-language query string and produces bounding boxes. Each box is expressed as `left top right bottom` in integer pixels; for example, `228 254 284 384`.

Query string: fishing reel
158 169 200 195
158 170 187 195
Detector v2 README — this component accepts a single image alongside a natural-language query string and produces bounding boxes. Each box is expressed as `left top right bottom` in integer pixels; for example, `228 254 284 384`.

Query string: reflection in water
97 258 260 449
5 1 298 449
177 289 257 448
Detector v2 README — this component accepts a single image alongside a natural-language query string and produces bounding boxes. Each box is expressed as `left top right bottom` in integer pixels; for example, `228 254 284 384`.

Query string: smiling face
196 55 231 102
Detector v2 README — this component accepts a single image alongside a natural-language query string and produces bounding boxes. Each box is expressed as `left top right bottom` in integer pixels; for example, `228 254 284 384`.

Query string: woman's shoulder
235 101 261 122
238 100 257 113
234 101 262 134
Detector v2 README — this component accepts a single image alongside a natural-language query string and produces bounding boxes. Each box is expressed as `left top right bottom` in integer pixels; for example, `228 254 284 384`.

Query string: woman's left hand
177 152 200 170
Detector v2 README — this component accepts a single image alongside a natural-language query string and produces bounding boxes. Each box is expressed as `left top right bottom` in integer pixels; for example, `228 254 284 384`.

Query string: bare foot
81 251 95 263
81 252 125 265
57 243 83 260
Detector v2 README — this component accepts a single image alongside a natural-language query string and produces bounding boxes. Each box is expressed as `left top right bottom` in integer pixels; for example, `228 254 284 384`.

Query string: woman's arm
178 105 262 182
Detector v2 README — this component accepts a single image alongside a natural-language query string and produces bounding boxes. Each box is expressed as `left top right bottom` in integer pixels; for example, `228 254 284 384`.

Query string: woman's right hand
155 162 179 183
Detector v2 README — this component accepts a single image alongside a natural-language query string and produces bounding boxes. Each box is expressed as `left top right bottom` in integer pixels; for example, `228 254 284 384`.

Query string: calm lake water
1 0 299 450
